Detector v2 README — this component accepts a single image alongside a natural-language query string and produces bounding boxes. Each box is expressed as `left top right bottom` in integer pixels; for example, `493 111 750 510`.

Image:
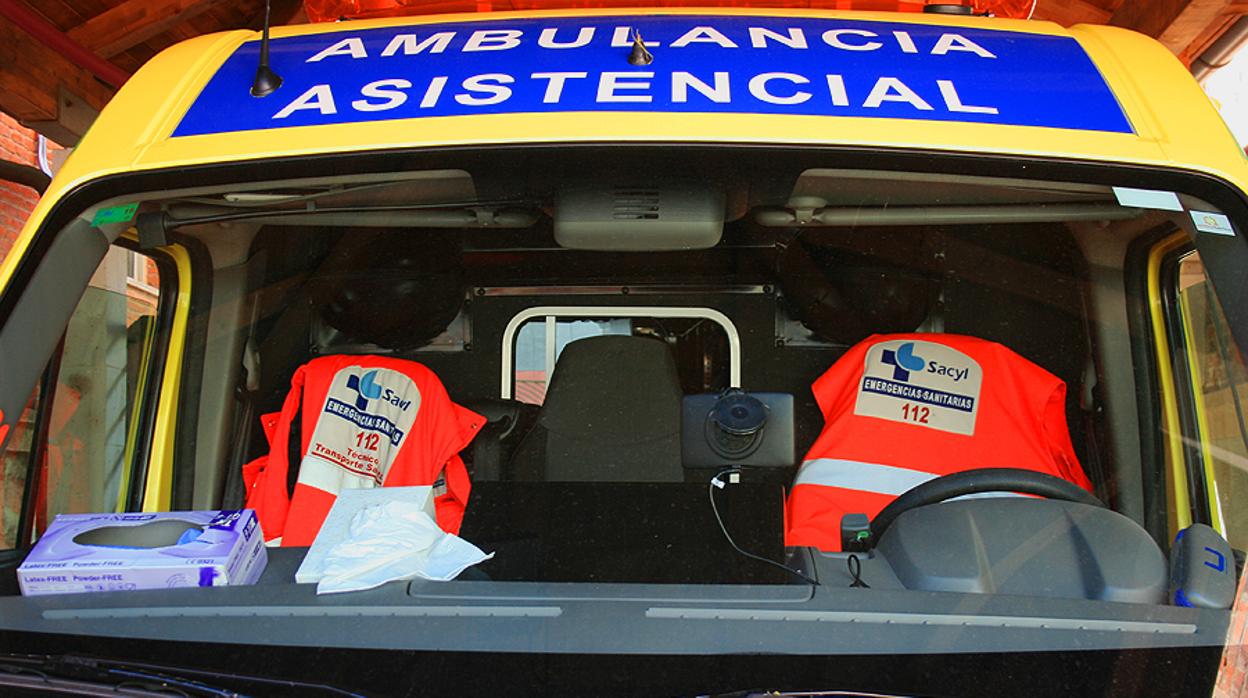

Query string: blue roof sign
173 15 1133 137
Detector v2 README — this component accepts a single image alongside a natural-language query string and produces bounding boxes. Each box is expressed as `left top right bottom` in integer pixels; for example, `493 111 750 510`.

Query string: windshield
2 146 1246 696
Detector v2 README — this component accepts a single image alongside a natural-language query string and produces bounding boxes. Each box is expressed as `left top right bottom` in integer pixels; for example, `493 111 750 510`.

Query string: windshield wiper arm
0 653 368 698
143 198 536 232
0 653 243 696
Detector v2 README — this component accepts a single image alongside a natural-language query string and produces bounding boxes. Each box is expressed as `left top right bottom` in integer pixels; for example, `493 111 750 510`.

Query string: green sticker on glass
91 203 138 227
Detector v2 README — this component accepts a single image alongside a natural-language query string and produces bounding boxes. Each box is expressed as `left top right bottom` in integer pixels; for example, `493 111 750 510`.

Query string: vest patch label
301 366 423 491
854 339 982 435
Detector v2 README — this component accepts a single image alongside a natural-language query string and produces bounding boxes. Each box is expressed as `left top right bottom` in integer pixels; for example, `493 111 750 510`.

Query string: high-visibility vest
243 355 483 547
786 333 1091 551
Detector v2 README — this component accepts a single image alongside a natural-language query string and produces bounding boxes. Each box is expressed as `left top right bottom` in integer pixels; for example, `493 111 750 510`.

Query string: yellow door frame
1148 232 1233 538
141 243 192 512
1147 232 1194 536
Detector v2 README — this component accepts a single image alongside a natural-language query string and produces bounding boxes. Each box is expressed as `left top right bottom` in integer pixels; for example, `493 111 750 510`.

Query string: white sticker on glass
1190 210 1236 237
1112 186 1184 212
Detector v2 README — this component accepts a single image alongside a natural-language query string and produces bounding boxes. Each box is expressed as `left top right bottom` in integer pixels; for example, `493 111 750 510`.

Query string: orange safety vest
786 333 1091 551
243 355 483 547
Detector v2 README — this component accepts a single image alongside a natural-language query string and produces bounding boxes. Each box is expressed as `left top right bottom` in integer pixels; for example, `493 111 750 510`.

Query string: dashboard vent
612 189 661 220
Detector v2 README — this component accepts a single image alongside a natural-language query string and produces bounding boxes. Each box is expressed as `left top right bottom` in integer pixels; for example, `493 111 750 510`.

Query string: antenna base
251 66 283 98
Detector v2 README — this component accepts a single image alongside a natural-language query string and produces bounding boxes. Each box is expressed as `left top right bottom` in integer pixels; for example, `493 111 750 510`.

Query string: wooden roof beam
1110 0 1189 37
67 0 218 59
1035 0 1113 27
1157 0 1247 64
1111 0 1246 64
0 19 111 143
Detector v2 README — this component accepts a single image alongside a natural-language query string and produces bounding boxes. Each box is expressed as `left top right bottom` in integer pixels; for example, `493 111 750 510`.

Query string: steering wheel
869 468 1105 543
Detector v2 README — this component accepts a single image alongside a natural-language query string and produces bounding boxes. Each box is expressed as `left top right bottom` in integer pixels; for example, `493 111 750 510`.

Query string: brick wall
0 112 57 262
126 275 160 326
1217 570 1248 696
0 113 56 546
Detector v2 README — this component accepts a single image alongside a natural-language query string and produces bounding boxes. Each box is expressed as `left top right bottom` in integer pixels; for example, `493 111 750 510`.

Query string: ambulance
0 0 1246 694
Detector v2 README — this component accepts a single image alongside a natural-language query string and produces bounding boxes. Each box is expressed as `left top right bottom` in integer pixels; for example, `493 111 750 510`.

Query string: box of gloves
296 486 491 593
18 510 267 596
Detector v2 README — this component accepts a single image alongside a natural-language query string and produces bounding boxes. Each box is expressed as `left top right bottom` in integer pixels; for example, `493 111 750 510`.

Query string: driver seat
786 333 1093 551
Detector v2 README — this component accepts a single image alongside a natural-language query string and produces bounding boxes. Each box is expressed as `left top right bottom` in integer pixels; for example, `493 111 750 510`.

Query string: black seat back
510 335 684 482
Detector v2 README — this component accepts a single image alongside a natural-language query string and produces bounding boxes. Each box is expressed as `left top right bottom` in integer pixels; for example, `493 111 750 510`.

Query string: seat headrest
539 335 682 441
307 230 464 350
777 233 938 345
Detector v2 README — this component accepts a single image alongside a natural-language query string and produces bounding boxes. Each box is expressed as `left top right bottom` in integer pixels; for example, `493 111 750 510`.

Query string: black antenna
250 0 282 97
628 29 653 66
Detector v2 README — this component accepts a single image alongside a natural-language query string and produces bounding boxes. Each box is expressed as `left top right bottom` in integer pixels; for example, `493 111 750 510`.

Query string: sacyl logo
346 370 412 411
881 342 927 382
346 370 384 410
881 342 970 383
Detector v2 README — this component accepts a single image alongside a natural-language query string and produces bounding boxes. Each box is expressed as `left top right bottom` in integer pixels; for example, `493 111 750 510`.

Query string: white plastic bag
315 501 491 595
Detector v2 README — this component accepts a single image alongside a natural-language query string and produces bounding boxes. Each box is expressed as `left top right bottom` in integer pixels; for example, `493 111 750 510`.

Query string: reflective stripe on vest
785 333 1090 551
793 458 1023 500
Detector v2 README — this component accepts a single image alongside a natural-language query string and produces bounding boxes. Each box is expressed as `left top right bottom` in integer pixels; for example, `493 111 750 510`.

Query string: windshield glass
2 146 1246 695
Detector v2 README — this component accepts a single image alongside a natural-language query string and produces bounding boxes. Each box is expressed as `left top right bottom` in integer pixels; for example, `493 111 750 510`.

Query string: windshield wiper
140 199 538 232
0 653 368 697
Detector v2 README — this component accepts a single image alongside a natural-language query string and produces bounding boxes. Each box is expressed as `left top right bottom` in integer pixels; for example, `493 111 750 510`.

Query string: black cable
708 468 819 586
847 554 870 588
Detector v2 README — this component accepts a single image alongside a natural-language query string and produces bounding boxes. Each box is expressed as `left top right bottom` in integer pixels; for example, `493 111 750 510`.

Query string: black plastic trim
169 234 213 511
118 245 179 513
1124 224 1182 550
1159 246 1214 526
